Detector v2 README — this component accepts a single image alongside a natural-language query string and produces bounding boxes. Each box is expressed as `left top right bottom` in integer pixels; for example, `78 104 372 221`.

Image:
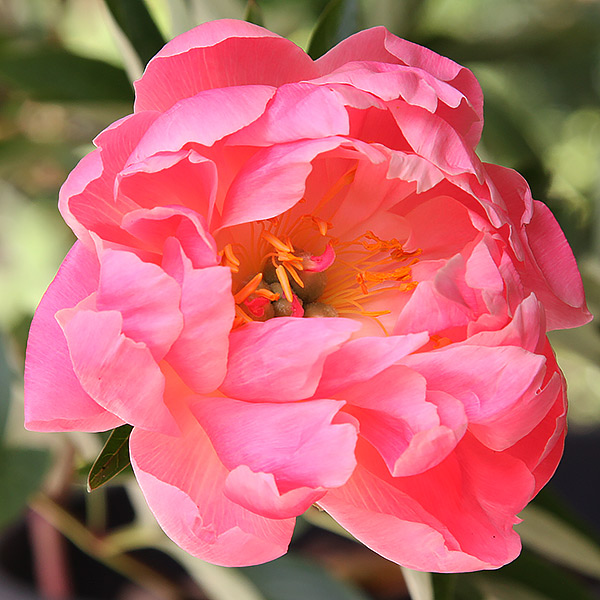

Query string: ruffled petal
25 242 123 432
56 308 176 434
220 317 359 402
220 137 346 229
121 207 218 269
164 244 234 394
228 82 350 146
134 19 318 112
403 344 546 423
316 332 429 396
315 27 483 146
341 366 466 476
59 112 160 246
192 397 357 503
130 86 276 163
130 423 295 566
116 149 218 226
319 434 534 572
96 247 183 361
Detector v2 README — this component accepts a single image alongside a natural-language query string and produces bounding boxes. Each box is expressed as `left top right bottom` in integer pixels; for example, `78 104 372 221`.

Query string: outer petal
25 243 123 432
220 317 359 402
192 397 357 511
130 423 295 566
59 112 160 246
116 149 218 226
129 86 276 164
228 82 350 146
403 344 546 423
134 19 318 112
319 435 534 572
315 27 483 146
485 164 591 329
312 62 467 115
56 308 176 434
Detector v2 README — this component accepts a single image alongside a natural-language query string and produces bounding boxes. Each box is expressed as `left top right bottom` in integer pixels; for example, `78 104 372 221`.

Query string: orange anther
276 264 294 303
234 273 263 304
261 230 292 253
284 262 305 288
254 288 280 301
223 243 240 267
361 310 392 317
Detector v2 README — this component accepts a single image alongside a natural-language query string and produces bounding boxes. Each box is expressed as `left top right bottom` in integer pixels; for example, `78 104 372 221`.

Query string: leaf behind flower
87 424 133 492
307 0 363 60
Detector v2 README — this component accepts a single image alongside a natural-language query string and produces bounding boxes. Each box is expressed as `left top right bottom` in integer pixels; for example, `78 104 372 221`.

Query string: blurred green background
1 1 600 599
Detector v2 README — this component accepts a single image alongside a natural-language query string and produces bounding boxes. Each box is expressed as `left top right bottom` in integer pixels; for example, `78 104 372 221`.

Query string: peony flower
25 19 591 572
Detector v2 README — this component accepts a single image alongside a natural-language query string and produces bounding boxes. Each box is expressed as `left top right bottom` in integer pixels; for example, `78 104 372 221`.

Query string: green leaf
0 446 50 529
0 47 133 102
307 0 363 60
517 505 600 578
241 555 370 600
244 0 265 27
87 424 133 492
104 0 166 68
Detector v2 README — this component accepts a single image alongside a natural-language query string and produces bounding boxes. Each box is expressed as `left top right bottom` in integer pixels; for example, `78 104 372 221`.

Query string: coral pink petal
56 309 176 434
228 83 350 145
467 294 545 353
59 112 160 246
192 397 357 492
134 19 318 112
387 151 445 194
224 467 324 519
403 344 546 422
117 150 218 225
395 278 472 336
313 62 466 114
403 195 477 258
122 207 218 269
317 332 429 396
220 317 359 402
505 345 568 494
319 434 534 571
342 366 466 476
391 103 481 177
129 423 295 566
315 26 483 145
96 248 183 361
525 200 591 328
25 243 123 432
220 137 346 229
130 86 276 163
165 257 234 393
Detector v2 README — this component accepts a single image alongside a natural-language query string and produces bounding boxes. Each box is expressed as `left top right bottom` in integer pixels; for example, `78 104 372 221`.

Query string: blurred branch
29 493 182 600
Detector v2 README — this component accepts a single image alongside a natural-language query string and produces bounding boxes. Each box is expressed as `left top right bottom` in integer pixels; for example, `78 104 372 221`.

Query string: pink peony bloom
25 20 591 571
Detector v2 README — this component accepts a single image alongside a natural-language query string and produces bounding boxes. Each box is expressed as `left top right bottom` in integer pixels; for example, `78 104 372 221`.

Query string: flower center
219 170 421 330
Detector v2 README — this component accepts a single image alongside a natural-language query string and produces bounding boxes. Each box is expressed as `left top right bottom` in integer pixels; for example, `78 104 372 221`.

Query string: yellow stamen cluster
219 167 421 331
